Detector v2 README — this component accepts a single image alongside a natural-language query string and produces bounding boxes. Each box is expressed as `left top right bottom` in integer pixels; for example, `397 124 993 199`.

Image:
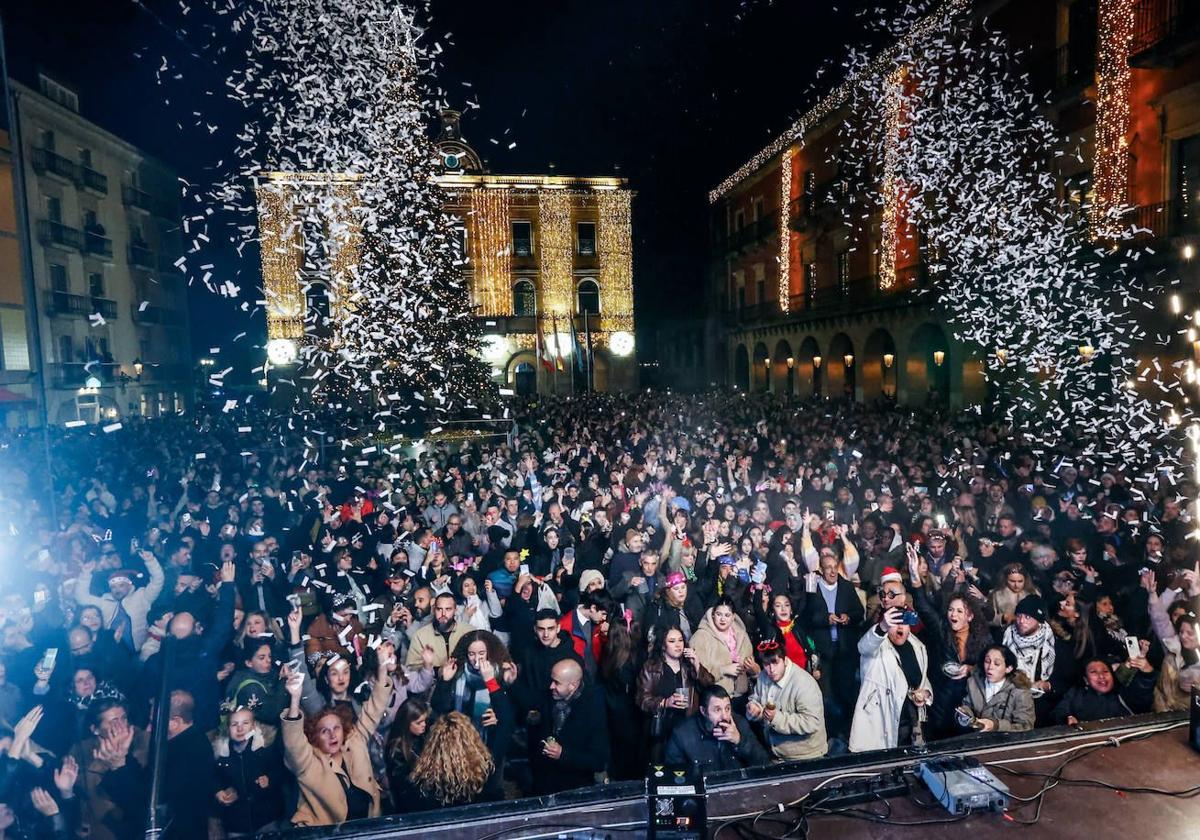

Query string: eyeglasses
880 589 905 599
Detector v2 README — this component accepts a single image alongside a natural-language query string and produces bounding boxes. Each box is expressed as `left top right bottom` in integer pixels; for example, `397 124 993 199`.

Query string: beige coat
690 608 754 697
747 660 828 761
404 619 470 669
281 674 393 826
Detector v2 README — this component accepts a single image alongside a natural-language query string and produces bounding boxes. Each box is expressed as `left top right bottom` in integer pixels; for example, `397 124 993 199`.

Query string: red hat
880 567 903 585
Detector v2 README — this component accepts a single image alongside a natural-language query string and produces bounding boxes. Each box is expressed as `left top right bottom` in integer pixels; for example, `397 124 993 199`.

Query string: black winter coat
528 683 610 795
663 713 770 773
213 731 287 834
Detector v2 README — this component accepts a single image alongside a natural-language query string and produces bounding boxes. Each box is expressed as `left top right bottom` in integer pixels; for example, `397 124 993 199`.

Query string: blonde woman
394 711 502 812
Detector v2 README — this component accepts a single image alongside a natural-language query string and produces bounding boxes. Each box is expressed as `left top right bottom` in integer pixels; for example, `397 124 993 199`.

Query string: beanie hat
880 567 903 586
579 569 604 593
1015 594 1046 622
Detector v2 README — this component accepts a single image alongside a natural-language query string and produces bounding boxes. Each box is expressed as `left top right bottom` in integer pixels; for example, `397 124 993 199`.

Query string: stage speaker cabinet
1190 687 1200 753
646 766 707 839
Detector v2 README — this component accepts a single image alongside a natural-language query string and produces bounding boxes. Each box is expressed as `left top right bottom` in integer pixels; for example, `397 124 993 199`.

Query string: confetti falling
146 0 497 431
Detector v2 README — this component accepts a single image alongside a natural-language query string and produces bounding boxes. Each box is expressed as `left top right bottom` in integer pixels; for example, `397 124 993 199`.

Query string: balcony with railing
1131 0 1200 67
725 271 925 329
1052 39 1096 94
83 231 113 260
81 166 108 194
36 219 83 250
50 362 118 390
132 303 185 327
47 291 118 320
718 211 780 256
128 243 156 269
31 148 79 183
139 362 190 382
122 185 158 214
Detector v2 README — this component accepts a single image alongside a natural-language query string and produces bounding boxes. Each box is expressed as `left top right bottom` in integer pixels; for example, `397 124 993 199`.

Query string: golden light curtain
597 190 634 333
538 190 574 319
256 181 304 340
469 187 512 315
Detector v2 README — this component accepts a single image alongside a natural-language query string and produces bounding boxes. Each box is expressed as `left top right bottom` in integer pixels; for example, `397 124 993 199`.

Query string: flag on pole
569 314 585 372
536 322 554 373
551 314 565 371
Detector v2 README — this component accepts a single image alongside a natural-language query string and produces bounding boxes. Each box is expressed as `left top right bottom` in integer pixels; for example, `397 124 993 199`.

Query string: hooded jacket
690 609 754 697
962 671 1035 732
747 660 828 760
212 724 287 835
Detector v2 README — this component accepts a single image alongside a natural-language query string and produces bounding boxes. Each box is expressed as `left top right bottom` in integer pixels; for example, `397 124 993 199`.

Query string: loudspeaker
646 766 707 839
1190 686 1200 752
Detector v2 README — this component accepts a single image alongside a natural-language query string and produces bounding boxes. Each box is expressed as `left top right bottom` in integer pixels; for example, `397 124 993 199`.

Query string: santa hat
880 567 903 586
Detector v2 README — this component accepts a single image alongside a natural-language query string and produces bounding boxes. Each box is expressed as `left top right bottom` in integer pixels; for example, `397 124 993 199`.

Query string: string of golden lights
1093 0 1134 239
597 190 635 333
469 187 512 316
256 181 304 341
779 148 794 312
707 0 972 205
537 190 575 320
878 66 906 291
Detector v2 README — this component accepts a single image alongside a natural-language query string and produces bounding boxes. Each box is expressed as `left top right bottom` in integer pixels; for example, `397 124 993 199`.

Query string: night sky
0 0 876 364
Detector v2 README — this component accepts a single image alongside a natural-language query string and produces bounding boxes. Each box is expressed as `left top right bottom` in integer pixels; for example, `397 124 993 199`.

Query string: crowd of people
0 391 1194 838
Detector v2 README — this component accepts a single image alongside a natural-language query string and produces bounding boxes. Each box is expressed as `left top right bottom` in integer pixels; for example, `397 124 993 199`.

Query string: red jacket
559 608 606 666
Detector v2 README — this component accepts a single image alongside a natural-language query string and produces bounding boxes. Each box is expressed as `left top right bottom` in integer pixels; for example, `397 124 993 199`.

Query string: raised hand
30 788 59 817
54 755 78 795
441 657 458 682
220 559 236 584
10 705 43 759
287 607 303 642
376 642 396 680
285 669 304 701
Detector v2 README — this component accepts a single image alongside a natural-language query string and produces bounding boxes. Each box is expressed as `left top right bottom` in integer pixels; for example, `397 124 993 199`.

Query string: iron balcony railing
128 244 156 269
726 269 927 327
47 292 117 320
83 231 113 259
37 219 84 250
81 166 108 194
31 148 79 182
1131 0 1200 56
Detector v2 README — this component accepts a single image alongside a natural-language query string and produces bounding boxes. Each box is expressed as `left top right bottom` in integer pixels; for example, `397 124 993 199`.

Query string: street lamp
132 358 143 379
843 354 854 368
883 353 894 368
786 357 794 369
932 350 945 367
812 355 822 368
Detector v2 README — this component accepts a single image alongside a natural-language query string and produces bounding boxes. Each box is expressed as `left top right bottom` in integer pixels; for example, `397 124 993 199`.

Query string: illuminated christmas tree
180 0 495 424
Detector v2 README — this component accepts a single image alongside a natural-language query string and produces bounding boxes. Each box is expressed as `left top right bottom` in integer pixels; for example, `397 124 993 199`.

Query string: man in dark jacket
512 610 585 718
665 685 770 772
141 562 236 732
162 690 217 840
529 659 609 795
804 553 867 741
